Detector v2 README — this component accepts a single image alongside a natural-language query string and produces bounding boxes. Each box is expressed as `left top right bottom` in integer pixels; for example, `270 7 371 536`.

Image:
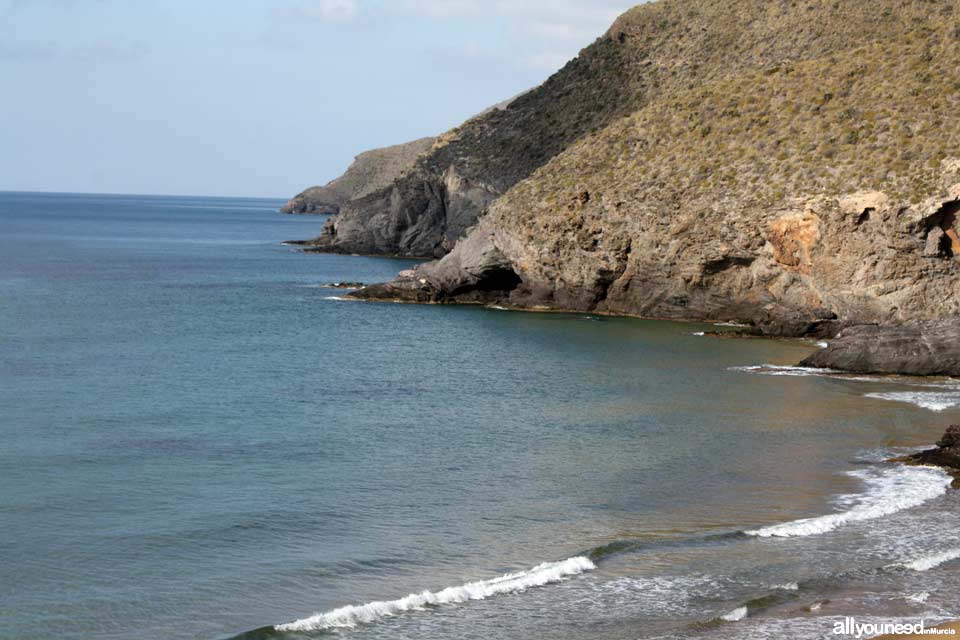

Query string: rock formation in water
280 137 435 215
312 0 960 342
892 425 960 478
801 321 960 376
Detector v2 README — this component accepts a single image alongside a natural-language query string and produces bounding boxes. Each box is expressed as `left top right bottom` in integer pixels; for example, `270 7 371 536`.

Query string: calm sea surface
2 192 958 640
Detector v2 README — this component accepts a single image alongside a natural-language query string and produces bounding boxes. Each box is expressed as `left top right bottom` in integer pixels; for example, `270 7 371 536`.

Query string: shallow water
1 192 958 640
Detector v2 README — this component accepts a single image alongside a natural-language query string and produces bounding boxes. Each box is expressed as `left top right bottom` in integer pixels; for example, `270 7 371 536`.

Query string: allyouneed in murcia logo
834 618 956 638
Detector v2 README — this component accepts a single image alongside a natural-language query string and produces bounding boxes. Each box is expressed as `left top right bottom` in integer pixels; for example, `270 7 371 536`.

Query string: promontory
285 0 960 373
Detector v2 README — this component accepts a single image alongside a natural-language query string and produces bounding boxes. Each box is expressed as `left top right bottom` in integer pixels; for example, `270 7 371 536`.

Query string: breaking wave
902 548 960 572
720 606 748 621
731 364 838 377
865 391 960 412
275 556 595 633
745 465 952 538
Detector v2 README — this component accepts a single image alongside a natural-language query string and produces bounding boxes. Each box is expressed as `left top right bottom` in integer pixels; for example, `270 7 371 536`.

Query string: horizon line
0 188 288 200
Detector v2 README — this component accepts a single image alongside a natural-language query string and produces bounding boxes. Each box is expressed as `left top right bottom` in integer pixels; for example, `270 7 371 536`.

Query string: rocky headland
294 0 960 370
281 137 435 215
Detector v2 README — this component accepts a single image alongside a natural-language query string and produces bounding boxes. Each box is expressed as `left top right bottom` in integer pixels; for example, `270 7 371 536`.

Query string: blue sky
0 0 636 198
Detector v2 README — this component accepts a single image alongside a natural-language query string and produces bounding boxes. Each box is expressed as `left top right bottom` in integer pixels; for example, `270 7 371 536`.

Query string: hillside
304 0 960 259
280 137 434 214
351 0 960 338
302 25 658 256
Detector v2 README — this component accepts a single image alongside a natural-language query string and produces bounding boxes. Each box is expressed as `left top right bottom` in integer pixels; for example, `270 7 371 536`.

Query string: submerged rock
800 322 960 376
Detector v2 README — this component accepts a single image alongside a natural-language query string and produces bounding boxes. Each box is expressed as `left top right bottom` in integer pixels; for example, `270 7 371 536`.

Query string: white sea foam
323 296 352 301
772 582 799 591
692 332 706 337
589 574 732 618
865 391 960 412
734 365 960 390
720 606 748 621
817 341 829 349
907 592 930 603
902 548 960 572
745 465 952 538
275 556 596 632
714 321 749 328
731 364 839 377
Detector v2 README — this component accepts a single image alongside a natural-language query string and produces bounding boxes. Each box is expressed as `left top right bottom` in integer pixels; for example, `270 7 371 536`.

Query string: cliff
349 0 960 340
302 30 659 256
280 137 435 215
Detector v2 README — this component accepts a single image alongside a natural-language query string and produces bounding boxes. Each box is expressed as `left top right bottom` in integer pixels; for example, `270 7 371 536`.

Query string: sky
0 0 637 198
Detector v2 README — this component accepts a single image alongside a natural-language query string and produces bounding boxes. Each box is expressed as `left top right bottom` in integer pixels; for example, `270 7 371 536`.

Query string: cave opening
926 199 960 259
475 265 523 293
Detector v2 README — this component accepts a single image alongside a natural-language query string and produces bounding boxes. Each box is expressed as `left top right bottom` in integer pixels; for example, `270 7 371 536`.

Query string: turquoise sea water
2 192 959 640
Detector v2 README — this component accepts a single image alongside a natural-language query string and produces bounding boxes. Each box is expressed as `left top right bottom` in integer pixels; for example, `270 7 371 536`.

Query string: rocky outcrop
345 0 960 335
280 137 435 215
800 321 960 376
352 228 522 304
304 165 499 257
281 187 342 216
892 425 960 478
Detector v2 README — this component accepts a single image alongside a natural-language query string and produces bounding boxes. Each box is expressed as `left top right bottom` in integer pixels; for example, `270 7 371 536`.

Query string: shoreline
341 290 822 338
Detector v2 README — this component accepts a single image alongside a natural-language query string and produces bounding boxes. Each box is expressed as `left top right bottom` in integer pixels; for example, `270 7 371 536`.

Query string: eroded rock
800 322 960 376
891 425 960 481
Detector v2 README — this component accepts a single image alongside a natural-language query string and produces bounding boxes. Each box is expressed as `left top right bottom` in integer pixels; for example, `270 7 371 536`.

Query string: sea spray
902 548 960 572
864 391 960 412
720 606 748 622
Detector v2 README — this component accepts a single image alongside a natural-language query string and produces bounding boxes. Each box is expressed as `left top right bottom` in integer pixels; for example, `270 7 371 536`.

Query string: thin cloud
276 0 638 72
0 40 147 62
286 0 359 22
525 21 606 43
391 0 627 23
389 0 636 72
523 51 575 71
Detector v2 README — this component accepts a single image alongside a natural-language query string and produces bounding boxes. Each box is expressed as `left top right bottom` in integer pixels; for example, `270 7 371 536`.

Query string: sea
2 191 959 640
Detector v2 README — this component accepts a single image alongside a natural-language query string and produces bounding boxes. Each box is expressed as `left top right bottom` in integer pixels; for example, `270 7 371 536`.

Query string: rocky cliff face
303 32 660 256
280 137 435 215
352 0 960 338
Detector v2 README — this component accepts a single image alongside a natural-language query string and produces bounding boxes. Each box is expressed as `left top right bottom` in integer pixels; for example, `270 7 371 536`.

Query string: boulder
892 425 960 478
800 321 960 376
